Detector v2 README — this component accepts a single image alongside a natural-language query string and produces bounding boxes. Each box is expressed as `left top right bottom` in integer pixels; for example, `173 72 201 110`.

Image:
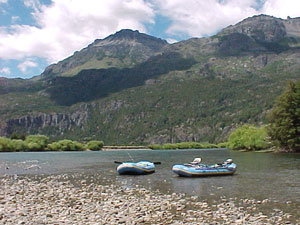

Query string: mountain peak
220 14 287 42
41 29 168 77
110 29 141 39
92 29 168 47
220 14 300 43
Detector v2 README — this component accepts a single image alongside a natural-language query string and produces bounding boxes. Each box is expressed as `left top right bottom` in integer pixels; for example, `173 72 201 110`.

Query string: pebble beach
1 174 299 225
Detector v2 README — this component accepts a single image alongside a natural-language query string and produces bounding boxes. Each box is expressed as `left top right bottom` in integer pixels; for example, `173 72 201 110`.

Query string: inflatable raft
172 158 237 177
116 161 155 175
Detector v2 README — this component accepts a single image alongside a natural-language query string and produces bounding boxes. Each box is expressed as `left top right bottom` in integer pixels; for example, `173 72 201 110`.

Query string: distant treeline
0 135 104 152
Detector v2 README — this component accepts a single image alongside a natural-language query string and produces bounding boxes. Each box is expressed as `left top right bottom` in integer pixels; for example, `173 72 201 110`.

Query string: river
1 149 300 220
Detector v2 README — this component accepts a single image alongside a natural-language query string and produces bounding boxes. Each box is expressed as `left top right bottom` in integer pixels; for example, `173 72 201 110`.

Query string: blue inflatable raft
172 159 237 177
116 161 155 175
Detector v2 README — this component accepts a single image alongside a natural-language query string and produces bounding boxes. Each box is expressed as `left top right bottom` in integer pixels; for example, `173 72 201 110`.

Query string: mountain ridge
41 29 169 78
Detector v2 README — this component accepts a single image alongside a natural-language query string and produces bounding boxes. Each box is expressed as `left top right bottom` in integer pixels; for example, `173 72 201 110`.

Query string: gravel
0 174 298 225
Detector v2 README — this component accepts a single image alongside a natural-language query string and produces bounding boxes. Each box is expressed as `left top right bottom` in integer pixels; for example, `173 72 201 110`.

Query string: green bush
10 139 28 152
86 141 104 151
0 135 103 152
227 124 271 150
0 137 13 152
48 140 85 151
25 135 49 151
47 142 61 151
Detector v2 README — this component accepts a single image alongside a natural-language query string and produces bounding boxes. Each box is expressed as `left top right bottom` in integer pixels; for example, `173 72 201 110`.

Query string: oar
114 161 161 164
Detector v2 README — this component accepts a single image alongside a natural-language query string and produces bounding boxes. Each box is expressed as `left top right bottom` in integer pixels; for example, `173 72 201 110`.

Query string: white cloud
1 0 300 71
18 60 38 73
0 67 10 74
152 0 300 38
261 0 300 19
0 0 155 63
152 0 259 38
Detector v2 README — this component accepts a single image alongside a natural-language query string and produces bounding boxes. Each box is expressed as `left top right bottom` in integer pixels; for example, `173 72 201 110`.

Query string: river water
1 149 300 218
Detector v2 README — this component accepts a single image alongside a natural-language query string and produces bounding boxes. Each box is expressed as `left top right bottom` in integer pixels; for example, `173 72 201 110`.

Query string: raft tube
117 161 155 175
172 163 237 177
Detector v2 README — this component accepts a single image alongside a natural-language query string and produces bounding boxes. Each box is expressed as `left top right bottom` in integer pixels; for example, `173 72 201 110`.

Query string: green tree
268 80 300 152
227 124 271 150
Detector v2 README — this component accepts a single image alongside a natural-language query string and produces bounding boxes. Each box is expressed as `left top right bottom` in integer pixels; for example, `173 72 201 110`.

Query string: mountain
41 29 168 78
1 14 300 144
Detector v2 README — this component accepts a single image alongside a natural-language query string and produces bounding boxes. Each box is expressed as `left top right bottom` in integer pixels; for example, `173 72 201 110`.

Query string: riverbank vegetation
227 125 271 151
149 142 225 150
227 79 300 153
267 80 300 152
0 135 104 152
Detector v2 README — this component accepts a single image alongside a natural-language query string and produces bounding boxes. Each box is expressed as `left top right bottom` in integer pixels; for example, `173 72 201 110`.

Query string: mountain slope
41 29 168 78
1 15 300 144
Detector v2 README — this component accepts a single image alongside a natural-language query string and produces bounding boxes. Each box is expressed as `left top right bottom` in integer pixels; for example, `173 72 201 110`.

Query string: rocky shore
0 174 298 224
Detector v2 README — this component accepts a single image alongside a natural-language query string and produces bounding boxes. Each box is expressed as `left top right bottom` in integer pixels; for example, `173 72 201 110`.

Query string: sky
0 0 300 79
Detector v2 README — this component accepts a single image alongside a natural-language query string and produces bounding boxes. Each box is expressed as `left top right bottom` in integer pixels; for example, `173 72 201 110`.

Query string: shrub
47 142 61 151
48 140 85 151
227 124 271 150
0 137 13 152
10 139 28 152
25 135 49 151
0 137 29 152
86 141 104 151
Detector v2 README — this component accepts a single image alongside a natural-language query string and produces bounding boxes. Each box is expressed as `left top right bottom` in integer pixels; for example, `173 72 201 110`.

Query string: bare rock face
0 111 88 137
283 17 300 38
221 15 287 42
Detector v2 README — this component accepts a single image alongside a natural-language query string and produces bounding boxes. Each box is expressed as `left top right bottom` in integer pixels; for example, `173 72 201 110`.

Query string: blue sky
0 0 300 79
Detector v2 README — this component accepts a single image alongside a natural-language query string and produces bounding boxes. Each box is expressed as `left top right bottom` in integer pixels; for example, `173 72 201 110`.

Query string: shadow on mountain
46 52 196 106
217 33 292 57
0 78 43 95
